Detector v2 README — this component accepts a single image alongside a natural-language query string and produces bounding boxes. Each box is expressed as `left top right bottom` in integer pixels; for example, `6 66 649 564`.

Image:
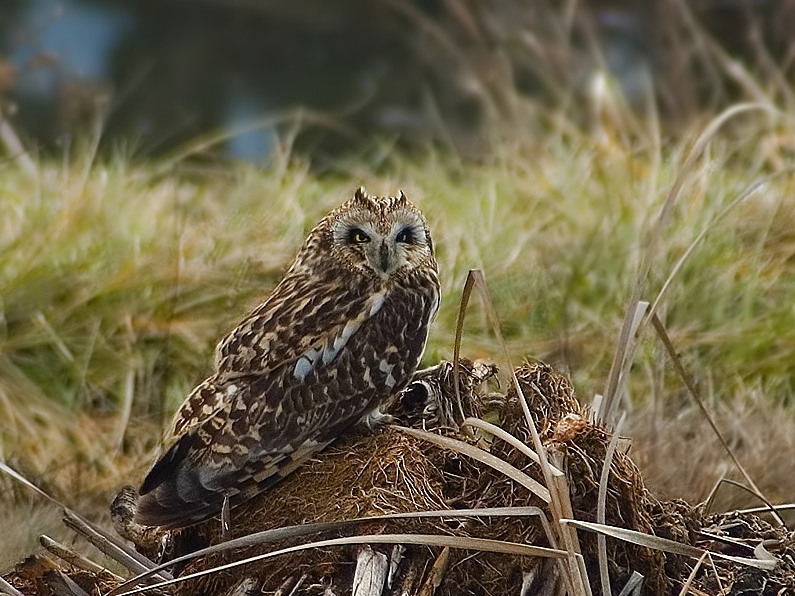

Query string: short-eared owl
135 188 440 528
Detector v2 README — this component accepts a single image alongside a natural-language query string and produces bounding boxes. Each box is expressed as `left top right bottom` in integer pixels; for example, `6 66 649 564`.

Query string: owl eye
347 228 371 244
396 228 414 244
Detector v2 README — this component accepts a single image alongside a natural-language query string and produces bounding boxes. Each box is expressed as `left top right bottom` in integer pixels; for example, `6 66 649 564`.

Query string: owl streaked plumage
135 188 440 528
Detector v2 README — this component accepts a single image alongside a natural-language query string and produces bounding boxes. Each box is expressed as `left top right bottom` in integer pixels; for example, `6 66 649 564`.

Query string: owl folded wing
135 283 387 527
212 276 383 381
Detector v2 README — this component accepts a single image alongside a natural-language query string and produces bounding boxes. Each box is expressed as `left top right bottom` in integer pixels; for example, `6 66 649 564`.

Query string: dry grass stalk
0 575 26 596
38 536 122 581
454 270 590 595
649 314 784 527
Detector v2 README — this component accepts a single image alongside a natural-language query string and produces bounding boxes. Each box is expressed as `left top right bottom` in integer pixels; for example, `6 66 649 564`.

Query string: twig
39 535 125 581
0 461 170 582
0 576 26 596
48 570 91 596
62 510 171 582
387 545 404 589
417 546 450 596
352 546 388 596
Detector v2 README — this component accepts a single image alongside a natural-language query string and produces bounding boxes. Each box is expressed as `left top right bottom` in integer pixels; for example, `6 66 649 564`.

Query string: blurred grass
2 103 795 568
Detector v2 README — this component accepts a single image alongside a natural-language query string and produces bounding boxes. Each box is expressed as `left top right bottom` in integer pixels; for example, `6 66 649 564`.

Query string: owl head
297 187 437 282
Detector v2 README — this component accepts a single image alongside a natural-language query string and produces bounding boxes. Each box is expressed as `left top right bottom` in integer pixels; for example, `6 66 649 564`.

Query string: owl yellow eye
347 228 370 244
396 228 414 244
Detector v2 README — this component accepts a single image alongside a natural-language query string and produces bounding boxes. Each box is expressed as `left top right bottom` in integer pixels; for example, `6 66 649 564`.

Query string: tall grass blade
561 519 778 570
115 534 568 596
451 269 475 423
462 417 562 472
0 109 36 179
394 425 551 503
0 460 63 507
597 412 626 596
650 314 785 527
737 503 795 516
704 478 787 527
646 170 795 324
109 506 554 595
601 102 775 426
453 270 589 595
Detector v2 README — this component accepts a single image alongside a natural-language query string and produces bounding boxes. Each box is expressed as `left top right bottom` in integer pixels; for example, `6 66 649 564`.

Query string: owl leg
359 405 394 429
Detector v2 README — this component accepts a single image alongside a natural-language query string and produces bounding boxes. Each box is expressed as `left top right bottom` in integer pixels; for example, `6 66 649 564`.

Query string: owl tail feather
134 436 336 529
139 433 196 495
134 491 222 529
133 466 289 529
134 433 226 529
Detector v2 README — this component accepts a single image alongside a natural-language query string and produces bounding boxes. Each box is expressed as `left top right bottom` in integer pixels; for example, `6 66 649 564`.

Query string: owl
134 188 440 528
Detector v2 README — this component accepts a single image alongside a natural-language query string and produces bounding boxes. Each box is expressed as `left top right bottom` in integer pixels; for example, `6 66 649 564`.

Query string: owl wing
167 274 381 439
216 274 385 380
135 373 341 528
135 276 387 527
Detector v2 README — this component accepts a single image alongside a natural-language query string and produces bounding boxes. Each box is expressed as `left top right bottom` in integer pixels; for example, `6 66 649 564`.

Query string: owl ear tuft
396 190 407 205
354 187 369 203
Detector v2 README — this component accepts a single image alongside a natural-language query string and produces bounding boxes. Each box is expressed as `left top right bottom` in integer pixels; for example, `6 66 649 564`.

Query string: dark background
1 0 794 161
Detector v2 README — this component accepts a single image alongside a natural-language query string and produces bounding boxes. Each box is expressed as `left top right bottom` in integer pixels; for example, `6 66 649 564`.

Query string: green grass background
2 106 795 569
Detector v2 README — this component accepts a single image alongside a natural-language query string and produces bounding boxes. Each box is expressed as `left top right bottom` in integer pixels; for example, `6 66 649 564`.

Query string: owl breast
250 277 439 449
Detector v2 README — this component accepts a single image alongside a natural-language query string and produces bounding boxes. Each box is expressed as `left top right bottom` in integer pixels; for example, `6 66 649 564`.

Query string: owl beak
378 241 392 274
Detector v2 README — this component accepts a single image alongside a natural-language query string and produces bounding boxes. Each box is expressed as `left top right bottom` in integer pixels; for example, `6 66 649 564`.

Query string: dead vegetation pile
3 358 792 596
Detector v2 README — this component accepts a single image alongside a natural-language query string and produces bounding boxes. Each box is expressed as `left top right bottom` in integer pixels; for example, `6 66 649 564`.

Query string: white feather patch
293 348 320 380
369 292 386 316
293 292 387 379
379 359 396 388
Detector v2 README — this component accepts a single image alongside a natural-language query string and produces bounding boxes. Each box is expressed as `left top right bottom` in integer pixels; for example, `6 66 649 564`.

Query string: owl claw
360 407 395 429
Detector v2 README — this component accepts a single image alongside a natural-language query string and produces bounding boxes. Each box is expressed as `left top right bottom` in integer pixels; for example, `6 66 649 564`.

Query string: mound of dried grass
4 359 793 596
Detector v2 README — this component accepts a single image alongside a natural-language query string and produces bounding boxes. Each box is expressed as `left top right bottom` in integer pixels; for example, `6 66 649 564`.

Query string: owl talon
361 407 395 429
